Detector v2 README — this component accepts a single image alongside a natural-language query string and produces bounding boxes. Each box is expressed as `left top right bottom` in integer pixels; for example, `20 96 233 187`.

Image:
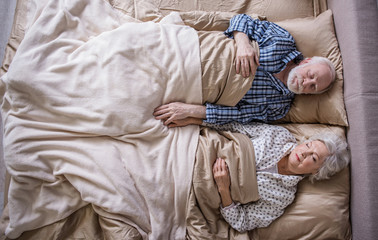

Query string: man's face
287 62 332 94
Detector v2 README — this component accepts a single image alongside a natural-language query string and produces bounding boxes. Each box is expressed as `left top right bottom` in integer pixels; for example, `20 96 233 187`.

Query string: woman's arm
213 157 233 207
214 155 294 232
213 157 267 233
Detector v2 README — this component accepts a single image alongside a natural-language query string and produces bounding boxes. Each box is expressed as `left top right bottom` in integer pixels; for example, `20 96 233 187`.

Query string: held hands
234 31 260 78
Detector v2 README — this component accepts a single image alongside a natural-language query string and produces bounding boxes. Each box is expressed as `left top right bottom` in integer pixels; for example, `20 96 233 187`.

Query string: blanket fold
1 0 201 239
0 0 259 239
186 127 259 239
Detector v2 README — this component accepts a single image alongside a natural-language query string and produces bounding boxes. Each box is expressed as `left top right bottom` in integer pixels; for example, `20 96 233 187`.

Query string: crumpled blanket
187 127 259 239
0 0 202 238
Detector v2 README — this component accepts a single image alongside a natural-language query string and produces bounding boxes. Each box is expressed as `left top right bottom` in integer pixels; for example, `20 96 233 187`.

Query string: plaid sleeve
224 14 252 38
224 14 301 72
224 14 291 44
204 100 291 124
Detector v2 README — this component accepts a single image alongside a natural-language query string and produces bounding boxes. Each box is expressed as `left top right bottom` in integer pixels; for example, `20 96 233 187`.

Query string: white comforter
0 0 202 238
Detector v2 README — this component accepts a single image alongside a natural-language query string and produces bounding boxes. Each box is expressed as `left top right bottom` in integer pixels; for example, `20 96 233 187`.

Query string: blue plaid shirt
204 14 303 124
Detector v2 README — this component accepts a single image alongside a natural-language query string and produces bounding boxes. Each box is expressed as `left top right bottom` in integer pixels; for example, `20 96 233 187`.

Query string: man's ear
299 57 312 65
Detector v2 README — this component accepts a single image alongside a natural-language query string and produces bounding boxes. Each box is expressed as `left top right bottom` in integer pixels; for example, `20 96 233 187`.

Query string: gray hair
306 132 350 182
306 56 337 94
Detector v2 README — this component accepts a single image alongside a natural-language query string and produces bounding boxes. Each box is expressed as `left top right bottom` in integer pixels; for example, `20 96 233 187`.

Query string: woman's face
287 140 329 175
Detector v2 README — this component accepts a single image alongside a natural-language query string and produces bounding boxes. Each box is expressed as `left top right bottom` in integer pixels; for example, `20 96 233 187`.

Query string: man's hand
153 102 206 127
213 157 233 207
234 31 259 78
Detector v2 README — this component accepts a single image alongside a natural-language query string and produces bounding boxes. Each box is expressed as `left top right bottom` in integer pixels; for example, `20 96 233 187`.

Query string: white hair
306 56 337 93
305 132 350 182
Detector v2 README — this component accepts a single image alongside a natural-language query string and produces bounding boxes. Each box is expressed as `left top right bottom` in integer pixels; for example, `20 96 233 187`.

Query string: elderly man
153 14 336 127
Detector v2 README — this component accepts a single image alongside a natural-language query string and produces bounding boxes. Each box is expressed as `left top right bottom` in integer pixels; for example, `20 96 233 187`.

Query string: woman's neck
277 156 293 175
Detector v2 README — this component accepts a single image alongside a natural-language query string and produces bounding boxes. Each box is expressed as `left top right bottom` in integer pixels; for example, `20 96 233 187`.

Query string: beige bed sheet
187 127 259 239
0 0 257 238
1 126 260 240
0 1 203 238
1 0 351 240
1 124 350 240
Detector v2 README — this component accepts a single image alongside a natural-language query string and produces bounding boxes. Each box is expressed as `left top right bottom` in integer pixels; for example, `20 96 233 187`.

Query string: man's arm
224 14 279 44
225 14 299 73
153 102 206 127
233 31 259 78
154 15 297 128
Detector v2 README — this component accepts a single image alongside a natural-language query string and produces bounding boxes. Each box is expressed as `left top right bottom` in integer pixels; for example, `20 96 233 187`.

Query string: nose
302 151 310 159
302 77 317 92
303 77 316 87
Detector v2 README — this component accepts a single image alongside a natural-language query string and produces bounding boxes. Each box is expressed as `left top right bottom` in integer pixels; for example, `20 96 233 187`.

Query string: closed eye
307 71 314 78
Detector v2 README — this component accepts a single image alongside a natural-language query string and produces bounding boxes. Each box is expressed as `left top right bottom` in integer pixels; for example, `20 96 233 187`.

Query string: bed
1 0 376 239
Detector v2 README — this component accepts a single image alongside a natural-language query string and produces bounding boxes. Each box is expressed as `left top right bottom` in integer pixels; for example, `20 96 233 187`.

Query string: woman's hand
233 31 260 78
213 157 233 207
153 102 206 127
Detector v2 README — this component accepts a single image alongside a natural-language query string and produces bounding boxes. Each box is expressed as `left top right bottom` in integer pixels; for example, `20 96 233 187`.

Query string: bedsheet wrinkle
0 0 202 239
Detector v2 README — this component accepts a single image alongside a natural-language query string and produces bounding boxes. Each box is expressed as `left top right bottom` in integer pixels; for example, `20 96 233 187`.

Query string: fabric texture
250 123 351 240
327 0 378 239
0 0 353 240
205 15 300 124
130 0 326 22
150 11 258 108
274 10 348 126
0 1 202 238
186 127 259 239
205 123 302 232
198 30 258 106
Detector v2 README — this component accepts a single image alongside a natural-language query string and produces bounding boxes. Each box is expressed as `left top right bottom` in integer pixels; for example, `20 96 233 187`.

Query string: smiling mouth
296 154 300 162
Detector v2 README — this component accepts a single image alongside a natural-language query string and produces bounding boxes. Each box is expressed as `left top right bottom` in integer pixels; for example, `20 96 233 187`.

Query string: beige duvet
0 0 258 239
1 0 352 239
1 0 201 238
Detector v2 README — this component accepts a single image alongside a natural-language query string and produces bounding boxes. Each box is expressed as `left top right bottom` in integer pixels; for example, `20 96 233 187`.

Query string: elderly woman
203 122 350 232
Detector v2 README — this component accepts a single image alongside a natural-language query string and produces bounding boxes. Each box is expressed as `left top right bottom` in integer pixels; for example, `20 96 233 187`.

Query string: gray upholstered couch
328 0 378 239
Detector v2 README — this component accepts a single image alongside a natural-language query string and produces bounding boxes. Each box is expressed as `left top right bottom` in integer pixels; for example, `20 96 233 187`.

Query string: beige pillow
273 10 348 126
177 9 348 126
131 0 324 22
251 167 351 240
251 124 351 240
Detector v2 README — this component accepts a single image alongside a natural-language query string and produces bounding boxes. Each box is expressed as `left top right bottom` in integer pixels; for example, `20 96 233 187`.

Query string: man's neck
273 60 297 86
